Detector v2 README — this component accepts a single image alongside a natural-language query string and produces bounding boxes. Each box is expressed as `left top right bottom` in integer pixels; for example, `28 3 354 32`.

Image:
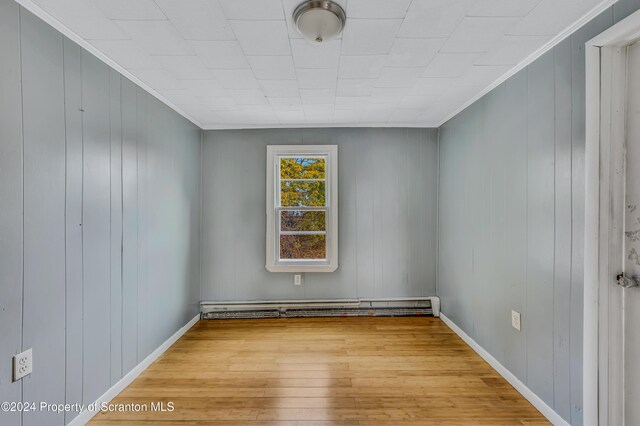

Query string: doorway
585 9 640 426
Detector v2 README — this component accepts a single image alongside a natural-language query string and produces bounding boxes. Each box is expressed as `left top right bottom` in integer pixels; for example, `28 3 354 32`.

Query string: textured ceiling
25 0 607 128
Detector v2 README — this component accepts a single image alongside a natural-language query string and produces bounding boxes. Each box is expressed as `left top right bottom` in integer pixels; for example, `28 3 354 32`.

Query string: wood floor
90 317 548 425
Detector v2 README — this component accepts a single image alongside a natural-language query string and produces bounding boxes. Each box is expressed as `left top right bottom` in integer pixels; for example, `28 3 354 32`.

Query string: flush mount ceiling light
293 0 346 45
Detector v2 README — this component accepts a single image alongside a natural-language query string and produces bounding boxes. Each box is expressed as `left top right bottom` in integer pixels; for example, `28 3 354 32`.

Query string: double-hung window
266 145 338 272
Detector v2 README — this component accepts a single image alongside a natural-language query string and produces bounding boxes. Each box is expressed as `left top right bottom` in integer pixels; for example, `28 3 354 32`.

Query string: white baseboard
67 314 200 426
439 313 570 426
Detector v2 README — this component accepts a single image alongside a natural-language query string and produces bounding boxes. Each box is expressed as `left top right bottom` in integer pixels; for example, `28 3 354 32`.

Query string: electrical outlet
511 310 521 331
13 349 32 382
294 274 302 286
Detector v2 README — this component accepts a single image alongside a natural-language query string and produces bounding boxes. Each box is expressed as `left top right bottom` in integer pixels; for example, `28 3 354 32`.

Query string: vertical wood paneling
0 5 201 424
482 87 503 362
503 71 529 383
438 113 475 334
438 5 640 425
20 9 66 426
136 87 149 360
526 50 556 403
0 2 23 424
121 78 139 373
307 128 357 299
472 89 498 359
144 98 166 350
355 133 376 297
424 129 439 293
81 51 112 404
109 70 123 384
407 131 424 295
553 37 573 421
613 0 640 22
62 37 84 424
200 128 439 301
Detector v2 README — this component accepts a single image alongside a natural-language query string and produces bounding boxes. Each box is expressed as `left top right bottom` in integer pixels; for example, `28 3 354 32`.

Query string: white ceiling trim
437 0 618 127
14 0 204 129
200 122 440 130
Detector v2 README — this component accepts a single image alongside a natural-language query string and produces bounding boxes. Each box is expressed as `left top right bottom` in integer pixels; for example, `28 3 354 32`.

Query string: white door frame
584 9 640 426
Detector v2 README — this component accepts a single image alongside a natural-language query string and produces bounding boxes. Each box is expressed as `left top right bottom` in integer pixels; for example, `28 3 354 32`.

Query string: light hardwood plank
89 317 548 425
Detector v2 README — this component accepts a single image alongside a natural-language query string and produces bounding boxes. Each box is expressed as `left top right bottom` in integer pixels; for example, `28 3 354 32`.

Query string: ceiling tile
332 109 364 124
34 0 128 40
300 89 336 104
411 78 457 97
156 56 214 80
347 0 412 19
291 39 341 69
338 55 387 79
457 65 511 87
218 0 284 20
335 96 370 108
376 67 423 88
227 89 268 105
399 96 436 109
197 96 238 110
154 0 234 41
337 79 375 97
398 0 469 38
190 41 249 69
115 20 194 55
247 56 296 80
370 87 410 104
296 69 338 89
268 97 302 110
129 69 184 90
475 35 551 65
422 53 481 78
180 79 227 97
158 89 197 106
259 80 300 97
360 108 390 124
428 84 483 115
89 39 161 69
93 0 165 20
466 0 542 17
231 20 291 55
441 17 521 53
388 108 426 123
387 38 446 68
508 0 603 36
276 111 305 122
303 104 335 117
212 69 260 89
341 19 402 55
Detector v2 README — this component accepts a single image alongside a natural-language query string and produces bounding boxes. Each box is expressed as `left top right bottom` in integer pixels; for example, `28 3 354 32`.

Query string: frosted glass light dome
293 1 346 45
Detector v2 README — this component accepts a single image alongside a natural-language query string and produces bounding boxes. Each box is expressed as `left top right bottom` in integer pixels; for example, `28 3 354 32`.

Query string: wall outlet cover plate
13 348 33 382
511 310 521 331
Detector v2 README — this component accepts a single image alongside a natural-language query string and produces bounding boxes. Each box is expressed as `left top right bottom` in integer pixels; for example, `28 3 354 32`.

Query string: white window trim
266 145 338 273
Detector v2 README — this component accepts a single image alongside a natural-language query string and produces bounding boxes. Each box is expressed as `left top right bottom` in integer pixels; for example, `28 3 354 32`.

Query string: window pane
280 181 325 206
280 157 325 179
280 234 326 260
281 210 326 232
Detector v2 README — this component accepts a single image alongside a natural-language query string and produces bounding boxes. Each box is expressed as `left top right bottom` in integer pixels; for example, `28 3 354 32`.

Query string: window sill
265 264 338 273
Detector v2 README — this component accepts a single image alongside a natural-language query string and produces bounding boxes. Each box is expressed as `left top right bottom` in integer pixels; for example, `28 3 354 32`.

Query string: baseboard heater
201 297 440 320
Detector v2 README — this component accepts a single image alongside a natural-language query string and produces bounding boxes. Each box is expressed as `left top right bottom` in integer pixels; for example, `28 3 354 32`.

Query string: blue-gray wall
0 2 202 425
201 128 438 301
437 1 640 425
